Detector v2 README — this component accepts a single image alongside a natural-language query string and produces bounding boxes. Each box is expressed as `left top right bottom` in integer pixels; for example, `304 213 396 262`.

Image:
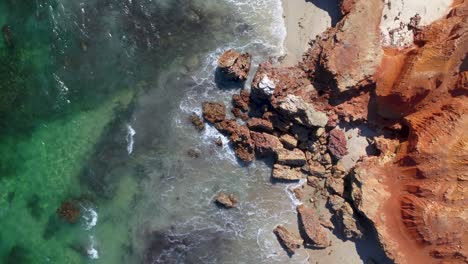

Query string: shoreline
280 0 340 66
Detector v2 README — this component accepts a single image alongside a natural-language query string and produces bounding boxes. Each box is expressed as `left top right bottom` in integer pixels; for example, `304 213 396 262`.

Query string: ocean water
0 0 315 263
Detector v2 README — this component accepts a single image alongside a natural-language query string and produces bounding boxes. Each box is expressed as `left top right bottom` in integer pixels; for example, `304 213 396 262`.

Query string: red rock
247 118 274 133
215 119 238 135
231 107 249 121
327 128 348 160
232 91 250 112
218 50 252 81
297 205 330 248
214 192 238 208
202 102 226 123
250 132 282 157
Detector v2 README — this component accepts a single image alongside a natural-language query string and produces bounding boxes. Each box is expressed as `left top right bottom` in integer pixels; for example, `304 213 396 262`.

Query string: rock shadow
306 0 342 26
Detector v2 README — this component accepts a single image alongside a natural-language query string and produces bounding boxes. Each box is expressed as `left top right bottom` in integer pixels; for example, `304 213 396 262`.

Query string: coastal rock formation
202 102 226 123
273 225 303 255
276 95 328 128
217 50 252 81
247 118 274 133
214 192 238 208
297 205 330 248
275 148 307 167
328 195 362 240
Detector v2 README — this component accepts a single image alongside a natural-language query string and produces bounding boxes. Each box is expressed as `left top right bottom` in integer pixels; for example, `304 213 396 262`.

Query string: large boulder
297 205 330 248
250 132 282 157
275 148 307 167
218 50 252 81
273 225 303 255
276 95 328 128
272 164 305 181
202 102 226 123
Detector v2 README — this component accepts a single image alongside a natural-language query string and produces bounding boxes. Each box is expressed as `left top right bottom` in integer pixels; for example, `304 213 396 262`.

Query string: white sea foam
285 179 307 209
87 235 99 260
82 207 98 230
126 124 136 155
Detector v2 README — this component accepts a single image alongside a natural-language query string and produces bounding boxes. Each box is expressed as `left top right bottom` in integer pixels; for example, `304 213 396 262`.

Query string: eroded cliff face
353 2 468 263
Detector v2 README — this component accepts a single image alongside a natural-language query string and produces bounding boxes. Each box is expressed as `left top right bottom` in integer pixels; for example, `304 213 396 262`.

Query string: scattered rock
202 102 226 123
189 113 205 131
279 134 298 150
276 148 307 167
214 192 238 208
251 132 282 157
57 201 80 223
297 205 330 248
272 164 304 181
319 215 335 230
308 161 328 178
273 225 303 255
325 177 345 196
217 50 252 81
232 91 250 111
307 176 321 188
328 195 363 240
247 118 274 133
292 187 304 200
231 107 249 121
327 128 348 160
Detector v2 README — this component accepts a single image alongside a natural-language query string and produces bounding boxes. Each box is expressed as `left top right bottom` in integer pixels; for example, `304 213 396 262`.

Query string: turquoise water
0 0 295 263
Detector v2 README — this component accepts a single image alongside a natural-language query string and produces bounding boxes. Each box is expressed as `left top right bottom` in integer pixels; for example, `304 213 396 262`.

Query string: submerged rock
273 225 303 255
189 113 205 131
218 50 252 81
57 201 81 223
202 102 226 123
214 192 238 208
297 205 330 248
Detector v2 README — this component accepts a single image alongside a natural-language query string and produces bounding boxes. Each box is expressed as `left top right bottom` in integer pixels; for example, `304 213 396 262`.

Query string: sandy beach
280 0 341 66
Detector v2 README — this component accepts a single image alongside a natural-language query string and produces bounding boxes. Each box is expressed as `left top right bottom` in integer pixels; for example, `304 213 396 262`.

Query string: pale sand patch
280 0 340 66
380 0 453 47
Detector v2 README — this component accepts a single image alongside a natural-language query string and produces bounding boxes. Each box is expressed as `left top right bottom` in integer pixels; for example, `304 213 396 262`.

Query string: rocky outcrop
214 192 238 208
273 225 303 255
247 118 274 133
301 0 384 92
217 50 252 81
297 205 330 248
202 102 226 123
